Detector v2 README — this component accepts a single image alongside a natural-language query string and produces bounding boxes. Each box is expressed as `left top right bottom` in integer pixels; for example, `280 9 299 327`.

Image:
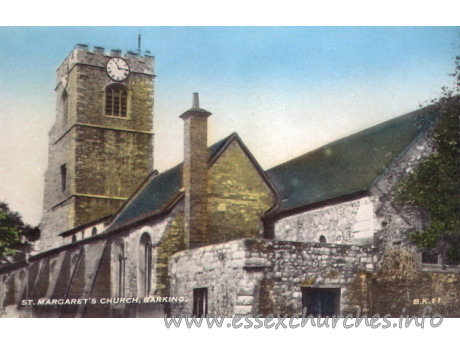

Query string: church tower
39 44 155 251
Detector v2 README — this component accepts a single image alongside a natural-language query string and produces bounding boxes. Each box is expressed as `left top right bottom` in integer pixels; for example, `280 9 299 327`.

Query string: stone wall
74 63 154 132
369 126 437 261
154 206 185 297
207 139 275 244
108 213 172 299
368 250 460 317
250 239 375 316
168 238 376 317
40 127 76 251
0 240 107 317
168 239 252 317
74 127 153 197
0 210 174 318
39 199 75 251
273 196 378 245
271 111 439 256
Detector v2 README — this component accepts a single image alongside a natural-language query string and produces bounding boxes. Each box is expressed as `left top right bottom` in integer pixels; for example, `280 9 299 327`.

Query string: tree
0 202 40 261
396 55 460 264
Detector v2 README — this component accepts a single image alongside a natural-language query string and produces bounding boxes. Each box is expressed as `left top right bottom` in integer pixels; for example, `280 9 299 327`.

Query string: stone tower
39 44 155 251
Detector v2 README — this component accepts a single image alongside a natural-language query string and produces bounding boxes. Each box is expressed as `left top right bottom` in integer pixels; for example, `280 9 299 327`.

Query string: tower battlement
56 44 155 89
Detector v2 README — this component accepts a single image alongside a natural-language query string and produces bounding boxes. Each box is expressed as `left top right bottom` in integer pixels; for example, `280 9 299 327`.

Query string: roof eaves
267 190 370 221
58 215 112 237
105 191 184 233
265 104 440 215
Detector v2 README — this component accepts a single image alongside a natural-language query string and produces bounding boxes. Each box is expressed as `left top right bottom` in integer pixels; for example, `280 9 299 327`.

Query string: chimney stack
180 93 212 249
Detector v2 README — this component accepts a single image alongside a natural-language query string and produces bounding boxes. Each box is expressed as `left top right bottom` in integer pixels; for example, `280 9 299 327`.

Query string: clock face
106 57 130 81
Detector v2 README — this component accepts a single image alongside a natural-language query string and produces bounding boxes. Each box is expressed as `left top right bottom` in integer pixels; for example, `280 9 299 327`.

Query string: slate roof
106 133 234 231
266 106 439 213
107 105 439 230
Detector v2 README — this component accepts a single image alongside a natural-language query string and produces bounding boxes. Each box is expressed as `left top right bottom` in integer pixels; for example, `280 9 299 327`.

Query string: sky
0 26 459 226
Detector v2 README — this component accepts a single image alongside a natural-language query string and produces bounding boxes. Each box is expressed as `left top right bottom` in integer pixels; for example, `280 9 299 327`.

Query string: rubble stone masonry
168 238 376 316
207 139 275 244
274 196 378 245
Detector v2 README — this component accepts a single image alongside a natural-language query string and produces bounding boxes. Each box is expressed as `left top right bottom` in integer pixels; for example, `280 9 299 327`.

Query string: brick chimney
180 93 212 249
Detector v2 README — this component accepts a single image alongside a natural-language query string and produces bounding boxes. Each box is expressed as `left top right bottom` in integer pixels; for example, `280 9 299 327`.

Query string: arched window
71 234 77 243
114 241 125 298
91 227 97 236
319 235 327 244
62 90 68 125
139 233 152 297
105 84 127 117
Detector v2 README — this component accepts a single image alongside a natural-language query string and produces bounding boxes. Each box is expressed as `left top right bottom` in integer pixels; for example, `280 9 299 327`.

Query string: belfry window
105 84 127 117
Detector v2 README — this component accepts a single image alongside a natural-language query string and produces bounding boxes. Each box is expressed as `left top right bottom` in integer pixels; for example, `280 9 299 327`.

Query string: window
114 241 126 298
422 250 439 264
139 233 152 297
62 91 68 125
71 234 76 243
105 84 127 117
302 287 340 317
319 235 327 244
91 227 97 236
60 164 67 192
421 249 460 266
193 288 208 317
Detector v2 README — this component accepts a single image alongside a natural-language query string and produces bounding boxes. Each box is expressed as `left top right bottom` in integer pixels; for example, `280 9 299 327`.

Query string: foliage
0 201 40 260
396 95 460 264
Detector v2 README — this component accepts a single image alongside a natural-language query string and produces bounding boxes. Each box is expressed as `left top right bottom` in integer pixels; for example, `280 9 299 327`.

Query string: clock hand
114 61 121 69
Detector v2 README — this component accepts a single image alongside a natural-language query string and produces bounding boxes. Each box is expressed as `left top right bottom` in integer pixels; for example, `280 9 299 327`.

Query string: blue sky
0 26 459 225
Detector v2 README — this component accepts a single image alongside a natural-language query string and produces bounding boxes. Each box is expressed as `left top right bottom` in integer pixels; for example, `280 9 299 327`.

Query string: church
0 44 458 318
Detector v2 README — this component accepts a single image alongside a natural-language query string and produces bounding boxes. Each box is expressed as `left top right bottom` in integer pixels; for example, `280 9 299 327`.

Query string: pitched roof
266 105 439 213
105 133 234 231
